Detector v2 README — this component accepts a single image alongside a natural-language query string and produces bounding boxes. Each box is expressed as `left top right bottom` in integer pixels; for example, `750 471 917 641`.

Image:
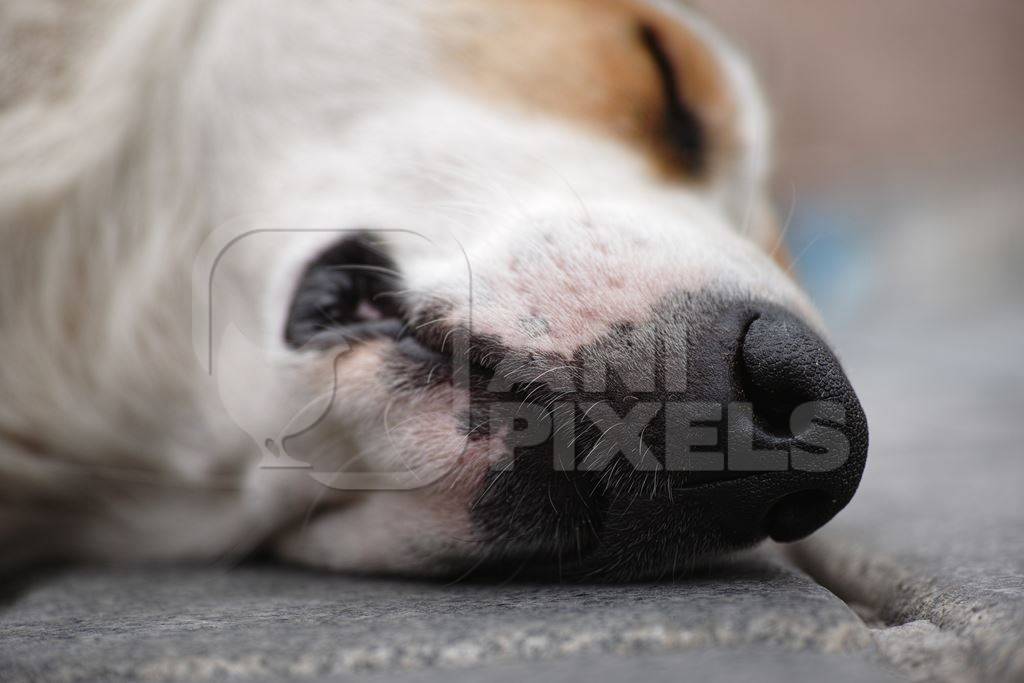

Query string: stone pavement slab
0 552 896 682
362 649 905 683
789 309 1024 683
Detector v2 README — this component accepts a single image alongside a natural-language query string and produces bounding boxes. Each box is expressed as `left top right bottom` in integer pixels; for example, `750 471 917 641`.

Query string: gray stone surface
0 553 896 682
789 308 1024 683
365 649 906 683
785 180 1024 683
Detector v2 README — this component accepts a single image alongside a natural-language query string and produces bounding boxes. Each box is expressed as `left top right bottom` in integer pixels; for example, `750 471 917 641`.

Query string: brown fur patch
430 0 736 180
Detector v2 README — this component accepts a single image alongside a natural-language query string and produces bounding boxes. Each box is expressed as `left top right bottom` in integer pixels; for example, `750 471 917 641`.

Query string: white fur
0 0 814 574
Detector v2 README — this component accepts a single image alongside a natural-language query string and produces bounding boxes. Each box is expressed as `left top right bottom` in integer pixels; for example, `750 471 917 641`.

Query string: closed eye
638 23 706 176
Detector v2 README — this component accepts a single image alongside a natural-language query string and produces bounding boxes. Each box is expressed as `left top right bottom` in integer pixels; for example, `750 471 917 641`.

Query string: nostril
725 306 869 545
763 489 835 542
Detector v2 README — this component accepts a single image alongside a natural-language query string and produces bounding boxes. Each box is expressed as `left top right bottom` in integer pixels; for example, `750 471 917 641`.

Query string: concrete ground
2 175 1022 682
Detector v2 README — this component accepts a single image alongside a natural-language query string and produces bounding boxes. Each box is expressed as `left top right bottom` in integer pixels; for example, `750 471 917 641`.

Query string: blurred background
691 2 1024 635
693 0 1024 331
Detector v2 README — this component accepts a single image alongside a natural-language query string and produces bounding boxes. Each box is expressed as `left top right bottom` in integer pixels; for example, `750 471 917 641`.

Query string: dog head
203 0 867 579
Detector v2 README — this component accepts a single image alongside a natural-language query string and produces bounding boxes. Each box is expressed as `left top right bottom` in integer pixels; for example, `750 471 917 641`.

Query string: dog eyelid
637 23 706 176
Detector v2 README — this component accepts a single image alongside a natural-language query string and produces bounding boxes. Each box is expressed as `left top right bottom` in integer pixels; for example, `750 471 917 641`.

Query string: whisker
785 232 824 276
770 182 798 261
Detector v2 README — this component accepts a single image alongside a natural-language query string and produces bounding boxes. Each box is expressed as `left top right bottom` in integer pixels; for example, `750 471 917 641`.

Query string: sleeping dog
0 0 866 579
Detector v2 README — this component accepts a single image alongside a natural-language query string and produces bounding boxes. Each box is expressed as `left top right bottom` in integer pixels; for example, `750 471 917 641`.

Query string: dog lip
297 317 407 350
394 334 450 365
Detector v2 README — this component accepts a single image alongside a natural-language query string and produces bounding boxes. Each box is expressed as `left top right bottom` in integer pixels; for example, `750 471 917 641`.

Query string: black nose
469 299 868 578
730 309 869 542
581 302 870 554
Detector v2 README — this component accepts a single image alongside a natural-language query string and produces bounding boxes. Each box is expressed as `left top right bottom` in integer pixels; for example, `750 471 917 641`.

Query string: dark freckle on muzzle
467 295 868 581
